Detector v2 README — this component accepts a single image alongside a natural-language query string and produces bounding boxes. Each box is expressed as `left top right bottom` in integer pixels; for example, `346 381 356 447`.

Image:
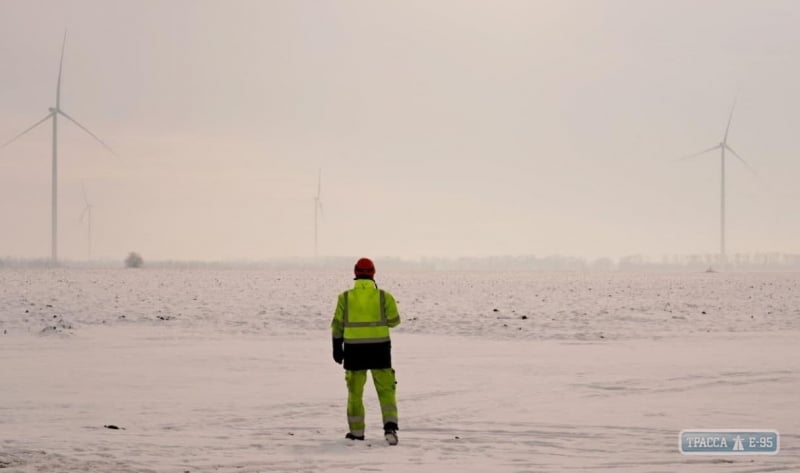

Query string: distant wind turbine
314 169 323 258
79 184 93 261
680 99 757 265
0 31 116 264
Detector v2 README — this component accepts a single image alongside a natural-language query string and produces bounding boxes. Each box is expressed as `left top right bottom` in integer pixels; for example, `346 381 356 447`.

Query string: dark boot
384 422 398 446
345 432 365 441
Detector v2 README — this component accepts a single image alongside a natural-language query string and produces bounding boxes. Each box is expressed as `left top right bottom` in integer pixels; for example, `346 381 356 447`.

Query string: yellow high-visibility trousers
345 369 397 437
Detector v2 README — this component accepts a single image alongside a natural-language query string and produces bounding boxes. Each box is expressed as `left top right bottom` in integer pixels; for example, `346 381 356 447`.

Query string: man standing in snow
330 258 401 445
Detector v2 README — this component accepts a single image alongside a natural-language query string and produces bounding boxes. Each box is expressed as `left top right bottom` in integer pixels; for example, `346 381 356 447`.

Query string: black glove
332 337 344 364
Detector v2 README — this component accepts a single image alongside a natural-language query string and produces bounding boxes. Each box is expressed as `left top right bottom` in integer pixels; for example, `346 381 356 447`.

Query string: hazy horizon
2 1 799 262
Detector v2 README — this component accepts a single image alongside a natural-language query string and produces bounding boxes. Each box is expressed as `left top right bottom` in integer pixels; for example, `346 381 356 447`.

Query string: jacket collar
353 279 377 289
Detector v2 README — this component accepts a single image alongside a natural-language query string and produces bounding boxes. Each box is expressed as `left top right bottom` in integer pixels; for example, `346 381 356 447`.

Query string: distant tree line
1 252 799 271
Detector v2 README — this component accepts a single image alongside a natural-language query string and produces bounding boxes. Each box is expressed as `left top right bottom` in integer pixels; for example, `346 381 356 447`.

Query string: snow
0 268 798 472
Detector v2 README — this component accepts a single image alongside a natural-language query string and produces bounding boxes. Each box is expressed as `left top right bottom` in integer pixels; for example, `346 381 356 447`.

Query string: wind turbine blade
58 110 117 156
57 31 67 108
677 144 720 161
725 144 758 175
0 112 54 150
723 98 737 143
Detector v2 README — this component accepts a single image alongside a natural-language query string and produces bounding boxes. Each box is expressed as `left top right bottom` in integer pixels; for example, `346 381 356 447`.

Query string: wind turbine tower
314 169 323 258
0 31 116 264
79 184 93 261
682 100 756 266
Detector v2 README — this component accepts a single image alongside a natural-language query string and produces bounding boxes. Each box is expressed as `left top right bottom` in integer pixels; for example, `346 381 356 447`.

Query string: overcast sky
1 0 798 262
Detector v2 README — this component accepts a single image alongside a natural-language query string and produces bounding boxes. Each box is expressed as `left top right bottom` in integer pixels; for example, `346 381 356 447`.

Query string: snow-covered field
1 268 798 472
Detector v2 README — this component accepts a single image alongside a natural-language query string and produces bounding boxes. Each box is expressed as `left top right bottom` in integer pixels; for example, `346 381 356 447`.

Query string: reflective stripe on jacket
331 279 400 342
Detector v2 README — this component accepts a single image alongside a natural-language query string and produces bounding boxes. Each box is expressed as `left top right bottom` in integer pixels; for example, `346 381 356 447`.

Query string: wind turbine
79 184 93 261
313 169 323 258
681 99 756 266
0 31 116 264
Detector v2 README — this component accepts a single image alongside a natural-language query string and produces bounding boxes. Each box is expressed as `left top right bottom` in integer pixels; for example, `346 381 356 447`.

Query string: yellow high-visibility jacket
331 279 400 344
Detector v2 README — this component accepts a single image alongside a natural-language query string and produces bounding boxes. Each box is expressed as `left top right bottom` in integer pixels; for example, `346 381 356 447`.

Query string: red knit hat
354 258 376 279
